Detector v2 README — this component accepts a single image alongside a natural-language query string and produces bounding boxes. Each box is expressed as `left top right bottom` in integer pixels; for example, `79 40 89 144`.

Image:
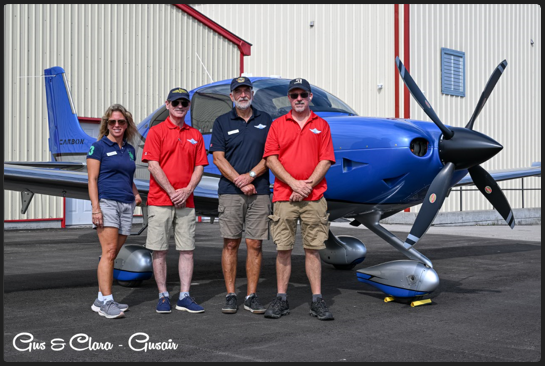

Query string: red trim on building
403 4 410 120
5 218 63 223
78 117 101 124
6 199 66 226
174 4 252 76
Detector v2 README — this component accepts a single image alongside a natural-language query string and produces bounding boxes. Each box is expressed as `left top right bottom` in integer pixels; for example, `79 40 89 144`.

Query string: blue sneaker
176 296 205 313
156 296 171 314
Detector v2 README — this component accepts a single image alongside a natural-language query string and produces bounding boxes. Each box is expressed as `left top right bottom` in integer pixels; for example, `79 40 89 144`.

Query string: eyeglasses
108 119 127 126
289 92 309 99
171 100 189 108
233 88 252 95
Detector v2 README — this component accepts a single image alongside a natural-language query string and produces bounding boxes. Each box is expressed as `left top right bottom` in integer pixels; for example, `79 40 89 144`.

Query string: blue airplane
4 58 541 304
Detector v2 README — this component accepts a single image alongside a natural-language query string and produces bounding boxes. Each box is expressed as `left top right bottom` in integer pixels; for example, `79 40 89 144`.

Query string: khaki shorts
218 194 271 240
268 197 329 251
145 205 196 251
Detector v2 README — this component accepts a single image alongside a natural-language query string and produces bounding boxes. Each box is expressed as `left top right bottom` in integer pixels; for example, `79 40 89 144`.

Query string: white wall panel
194 4 541 214
4 4 241 221
409 4 541 213
193 4 396 118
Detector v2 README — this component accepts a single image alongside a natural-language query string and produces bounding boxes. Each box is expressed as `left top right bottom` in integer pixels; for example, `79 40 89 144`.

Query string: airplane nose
438 127 503 170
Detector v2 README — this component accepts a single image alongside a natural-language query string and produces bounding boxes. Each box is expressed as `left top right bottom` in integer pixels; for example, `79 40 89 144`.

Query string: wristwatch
249 171 257 178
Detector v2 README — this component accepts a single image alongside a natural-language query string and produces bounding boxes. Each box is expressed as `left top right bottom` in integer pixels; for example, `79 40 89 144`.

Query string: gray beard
235 99 252 110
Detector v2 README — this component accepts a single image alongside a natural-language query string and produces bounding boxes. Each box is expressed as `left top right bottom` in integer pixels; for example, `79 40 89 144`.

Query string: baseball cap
287 78 311 93
230 77 253 91
167 87 190 101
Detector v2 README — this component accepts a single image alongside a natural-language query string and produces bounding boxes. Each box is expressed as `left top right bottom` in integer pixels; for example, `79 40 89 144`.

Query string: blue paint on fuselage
135 78 468 208
356 272 428 298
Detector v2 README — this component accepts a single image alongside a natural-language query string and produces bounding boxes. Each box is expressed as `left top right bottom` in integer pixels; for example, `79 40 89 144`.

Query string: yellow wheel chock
410 298 432 307
383 296 432 307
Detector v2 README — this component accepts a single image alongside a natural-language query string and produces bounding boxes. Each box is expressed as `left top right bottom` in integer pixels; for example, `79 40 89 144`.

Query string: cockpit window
192 79 357 134
252 79 357 119
191 89 232 134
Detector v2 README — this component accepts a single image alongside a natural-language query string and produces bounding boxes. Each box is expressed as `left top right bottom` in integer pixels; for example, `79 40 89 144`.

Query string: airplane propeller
466 60 508 130
395 57 515 249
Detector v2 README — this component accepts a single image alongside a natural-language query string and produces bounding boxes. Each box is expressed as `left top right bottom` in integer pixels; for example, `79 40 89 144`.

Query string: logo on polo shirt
128 151 134 161
88 146 95 156
187 138 197 145
254 124 267 129
310 128 322 134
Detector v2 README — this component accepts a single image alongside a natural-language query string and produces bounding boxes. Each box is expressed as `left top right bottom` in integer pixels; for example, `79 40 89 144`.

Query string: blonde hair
97 104 138 144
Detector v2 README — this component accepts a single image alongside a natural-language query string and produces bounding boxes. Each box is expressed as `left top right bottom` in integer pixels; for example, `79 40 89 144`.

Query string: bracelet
92 212 102 214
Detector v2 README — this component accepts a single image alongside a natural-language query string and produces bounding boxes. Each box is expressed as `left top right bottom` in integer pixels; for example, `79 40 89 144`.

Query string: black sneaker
310 298 334 320
243 293 266 314
222 294 237 314
264 296 290 319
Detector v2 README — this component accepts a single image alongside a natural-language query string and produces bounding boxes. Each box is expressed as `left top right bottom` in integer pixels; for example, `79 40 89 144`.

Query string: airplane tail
44 66 96 162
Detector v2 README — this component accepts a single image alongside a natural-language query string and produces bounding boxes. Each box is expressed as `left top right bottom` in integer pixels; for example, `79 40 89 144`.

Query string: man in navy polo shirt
209 77 273 315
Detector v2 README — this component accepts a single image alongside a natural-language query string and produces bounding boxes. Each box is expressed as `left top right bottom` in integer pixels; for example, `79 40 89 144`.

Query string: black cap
230 77 253 91
167 87 190 101
288 78 311 93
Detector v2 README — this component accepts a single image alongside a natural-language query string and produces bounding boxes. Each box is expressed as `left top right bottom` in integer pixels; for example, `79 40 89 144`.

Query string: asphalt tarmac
3 222 541 362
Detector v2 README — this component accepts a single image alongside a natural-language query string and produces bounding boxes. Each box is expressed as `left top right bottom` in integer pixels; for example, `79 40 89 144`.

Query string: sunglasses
171 100 189 108
108 119 127 126
289 92 309 99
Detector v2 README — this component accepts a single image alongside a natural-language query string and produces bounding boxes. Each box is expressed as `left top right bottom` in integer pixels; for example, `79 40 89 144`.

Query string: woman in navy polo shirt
87 104 142 319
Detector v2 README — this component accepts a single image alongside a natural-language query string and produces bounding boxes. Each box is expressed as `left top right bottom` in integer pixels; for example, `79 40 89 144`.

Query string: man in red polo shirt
263 78 336 321
142 87 209 315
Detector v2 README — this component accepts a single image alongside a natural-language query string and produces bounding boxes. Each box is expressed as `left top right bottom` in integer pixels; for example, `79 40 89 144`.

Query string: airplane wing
4 161 88 171
4 163 221 217
454 162 541 186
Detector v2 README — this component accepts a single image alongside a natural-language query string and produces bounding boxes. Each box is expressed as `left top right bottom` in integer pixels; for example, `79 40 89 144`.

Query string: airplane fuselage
199 115 467 219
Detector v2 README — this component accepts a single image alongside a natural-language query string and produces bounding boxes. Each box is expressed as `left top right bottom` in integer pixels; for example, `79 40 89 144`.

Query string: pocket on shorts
218 205 225 217
303 213 330 249
268 214 279 241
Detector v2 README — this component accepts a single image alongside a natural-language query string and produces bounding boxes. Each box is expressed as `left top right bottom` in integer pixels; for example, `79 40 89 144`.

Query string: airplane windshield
196 79 357 120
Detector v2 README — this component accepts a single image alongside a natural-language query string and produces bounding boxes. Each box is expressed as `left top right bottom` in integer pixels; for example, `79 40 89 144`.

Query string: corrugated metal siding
196 4 541 214
410 4 541 213
4 4 241 221
193 4 396 118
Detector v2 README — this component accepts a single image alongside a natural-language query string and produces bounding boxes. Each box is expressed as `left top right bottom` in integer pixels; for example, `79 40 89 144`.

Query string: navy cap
167 87 190 101
287 78 311 93
230 77 253 92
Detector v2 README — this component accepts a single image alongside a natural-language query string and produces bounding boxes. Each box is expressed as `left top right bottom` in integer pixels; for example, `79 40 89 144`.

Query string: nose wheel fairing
356 260 439 298
112 244 153 284
320 230 367 270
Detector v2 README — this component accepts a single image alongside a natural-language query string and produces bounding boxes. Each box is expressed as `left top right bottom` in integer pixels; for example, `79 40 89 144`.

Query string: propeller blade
404 162 455 247
466 60 508 130
396 57 454 139
468 165 515 228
